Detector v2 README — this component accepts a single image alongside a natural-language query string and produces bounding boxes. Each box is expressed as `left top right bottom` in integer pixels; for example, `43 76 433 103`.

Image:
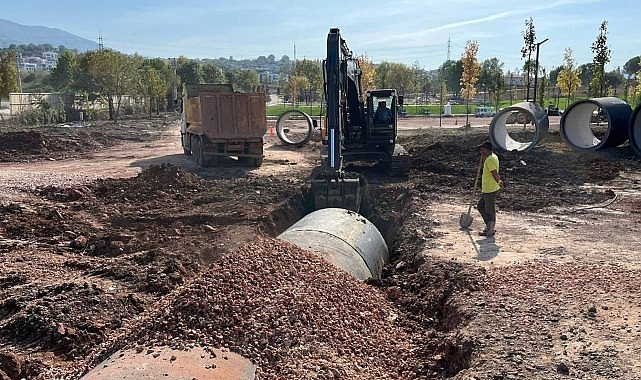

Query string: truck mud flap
311 176 362 212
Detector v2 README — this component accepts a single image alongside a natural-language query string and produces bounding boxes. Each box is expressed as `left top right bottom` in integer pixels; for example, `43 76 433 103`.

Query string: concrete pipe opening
276 109 313 146
277 208 389 280
628 104 641 156
490 102 549 152
560 97 631 151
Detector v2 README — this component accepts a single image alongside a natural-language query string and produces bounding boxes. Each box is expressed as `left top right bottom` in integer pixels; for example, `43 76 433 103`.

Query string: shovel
459 155 483 229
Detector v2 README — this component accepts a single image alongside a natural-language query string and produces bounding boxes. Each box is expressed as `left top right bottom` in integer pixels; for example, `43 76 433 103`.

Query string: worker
476 141 504 237
373 101 392 124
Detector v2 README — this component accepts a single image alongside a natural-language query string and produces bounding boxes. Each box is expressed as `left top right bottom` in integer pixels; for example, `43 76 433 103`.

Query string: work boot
478 228 488 236
487 222 495 236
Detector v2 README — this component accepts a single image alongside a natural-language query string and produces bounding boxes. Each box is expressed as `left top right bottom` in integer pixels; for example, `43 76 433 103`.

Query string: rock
70 235 88 248
556 362 570 375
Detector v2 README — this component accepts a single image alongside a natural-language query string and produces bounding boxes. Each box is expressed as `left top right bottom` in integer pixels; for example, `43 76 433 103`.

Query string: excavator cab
367 90 398 142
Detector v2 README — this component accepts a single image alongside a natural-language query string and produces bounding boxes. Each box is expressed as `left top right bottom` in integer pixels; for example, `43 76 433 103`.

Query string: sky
2 0 639 73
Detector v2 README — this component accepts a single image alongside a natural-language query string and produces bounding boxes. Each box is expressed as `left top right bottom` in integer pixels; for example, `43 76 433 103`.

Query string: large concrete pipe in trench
278 208 389 280
489 102 549 152
628 104 641 156
560 97 632 151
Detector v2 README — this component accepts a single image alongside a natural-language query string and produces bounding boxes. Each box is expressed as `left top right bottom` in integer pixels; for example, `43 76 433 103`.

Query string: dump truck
180 83 267 167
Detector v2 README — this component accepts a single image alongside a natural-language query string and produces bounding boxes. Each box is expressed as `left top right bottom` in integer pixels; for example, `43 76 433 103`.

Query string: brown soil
1 114 640 379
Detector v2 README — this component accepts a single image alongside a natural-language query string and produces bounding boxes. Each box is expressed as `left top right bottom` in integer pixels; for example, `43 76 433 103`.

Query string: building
17 51 59 72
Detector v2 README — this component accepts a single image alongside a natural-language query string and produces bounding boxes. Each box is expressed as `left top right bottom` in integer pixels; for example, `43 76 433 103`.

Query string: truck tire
193 138 202 166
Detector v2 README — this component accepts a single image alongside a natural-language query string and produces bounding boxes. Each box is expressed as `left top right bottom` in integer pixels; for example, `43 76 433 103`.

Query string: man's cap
477 141 493 150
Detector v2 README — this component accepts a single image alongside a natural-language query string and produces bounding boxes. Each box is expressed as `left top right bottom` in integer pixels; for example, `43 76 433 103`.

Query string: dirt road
1 114 641 379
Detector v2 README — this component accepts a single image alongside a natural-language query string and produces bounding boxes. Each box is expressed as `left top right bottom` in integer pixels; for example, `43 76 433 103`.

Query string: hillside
0 19 95 51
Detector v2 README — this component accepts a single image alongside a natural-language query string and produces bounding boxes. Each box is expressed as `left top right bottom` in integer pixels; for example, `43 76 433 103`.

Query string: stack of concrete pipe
488 98 641 156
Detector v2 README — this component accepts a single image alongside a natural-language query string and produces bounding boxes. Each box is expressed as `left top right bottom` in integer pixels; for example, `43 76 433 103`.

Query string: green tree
176 56 204 85
0 50 20 98
438 60 463 98
604 69 624 96
385 62 417 96
292 59 322 104
623 56 640 102
557 48 582 107
49 50 77 92
521 17 536 100
77 49 139 121
139 65 166 116
202 62 224 83
236 69 260 92
142 58 180 110
460 40 481 127
479 57 505 108
590 21 611 97
374 61 392 89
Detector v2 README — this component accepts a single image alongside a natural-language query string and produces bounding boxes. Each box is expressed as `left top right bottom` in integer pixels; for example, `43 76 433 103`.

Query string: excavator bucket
311 175 362 212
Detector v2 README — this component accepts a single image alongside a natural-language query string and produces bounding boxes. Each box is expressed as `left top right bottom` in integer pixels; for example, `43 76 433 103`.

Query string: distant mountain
0 19 96 51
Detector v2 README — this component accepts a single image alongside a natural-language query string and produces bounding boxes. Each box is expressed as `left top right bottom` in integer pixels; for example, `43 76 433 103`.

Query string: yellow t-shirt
481 153 500 193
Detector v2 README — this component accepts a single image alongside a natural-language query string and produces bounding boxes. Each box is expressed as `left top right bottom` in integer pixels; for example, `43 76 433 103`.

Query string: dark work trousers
477 191 499 226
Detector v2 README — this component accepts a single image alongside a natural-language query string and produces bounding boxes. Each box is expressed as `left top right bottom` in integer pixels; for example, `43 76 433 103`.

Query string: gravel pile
94 237 436 379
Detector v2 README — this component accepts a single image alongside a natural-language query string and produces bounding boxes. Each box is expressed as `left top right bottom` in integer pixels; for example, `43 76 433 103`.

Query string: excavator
311 28 410 212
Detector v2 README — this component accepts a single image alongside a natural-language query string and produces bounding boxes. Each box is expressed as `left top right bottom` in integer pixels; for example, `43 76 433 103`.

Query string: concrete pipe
278 208 389 280
490 102 549 152
628 104 641 156
276 109 313 146
560 97 632 151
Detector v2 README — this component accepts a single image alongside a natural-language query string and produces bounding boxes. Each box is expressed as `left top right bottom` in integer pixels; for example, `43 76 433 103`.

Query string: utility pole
98 33 104 50
533 38 549 105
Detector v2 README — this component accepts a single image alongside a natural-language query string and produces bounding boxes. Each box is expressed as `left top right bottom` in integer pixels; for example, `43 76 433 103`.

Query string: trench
264 186 474 375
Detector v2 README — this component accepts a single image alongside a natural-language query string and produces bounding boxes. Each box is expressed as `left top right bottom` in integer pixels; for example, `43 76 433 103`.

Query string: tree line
1 17 641 123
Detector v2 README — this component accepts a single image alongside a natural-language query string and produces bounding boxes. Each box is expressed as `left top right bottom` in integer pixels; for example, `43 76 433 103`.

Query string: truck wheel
194 139 202 165
197 139 209 167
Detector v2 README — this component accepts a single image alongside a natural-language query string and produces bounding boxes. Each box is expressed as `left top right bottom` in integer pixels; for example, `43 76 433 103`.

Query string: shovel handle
466 155 484 213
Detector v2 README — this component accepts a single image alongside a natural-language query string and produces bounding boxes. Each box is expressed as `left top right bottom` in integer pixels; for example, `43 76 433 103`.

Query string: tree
604 69 624 96
0 50 19 98
77 49 139 121
357 55 376 93
438 60 463 97
590 21 611 97
292 59 322 104
479 58 505 108
521 17 536 100
374 61 392 89
557 48 582 107
138 64 166 116
49 50 77 92
386 62 417 96
202 63 224 83
623 56 641 78
236 69 260 92
623 56 640 102
285 75 308 106
176 56 204 85
460 40 481 127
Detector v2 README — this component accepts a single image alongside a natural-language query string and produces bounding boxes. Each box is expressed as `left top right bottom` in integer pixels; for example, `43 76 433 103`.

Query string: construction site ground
1 113 641 379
